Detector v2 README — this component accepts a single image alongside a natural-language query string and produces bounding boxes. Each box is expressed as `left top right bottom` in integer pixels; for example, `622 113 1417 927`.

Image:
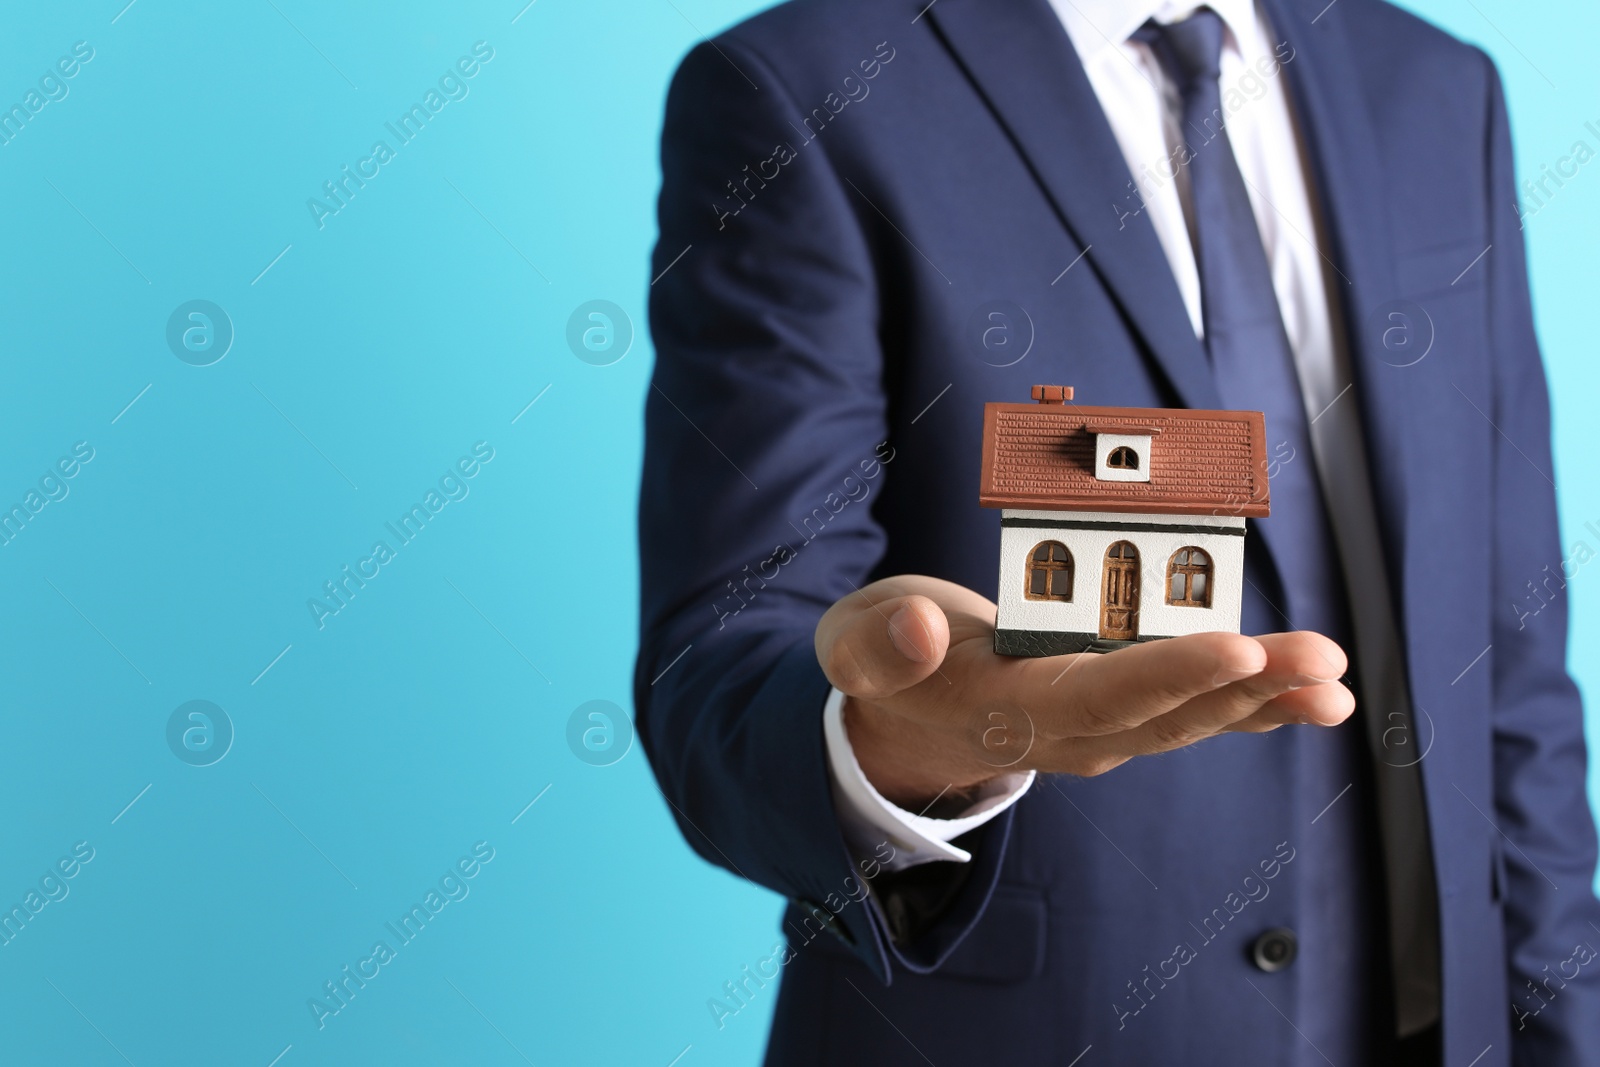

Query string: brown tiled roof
979 402 1270 517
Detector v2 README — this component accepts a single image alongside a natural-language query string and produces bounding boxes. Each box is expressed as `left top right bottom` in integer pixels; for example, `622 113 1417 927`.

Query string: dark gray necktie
1137 8 1440 1036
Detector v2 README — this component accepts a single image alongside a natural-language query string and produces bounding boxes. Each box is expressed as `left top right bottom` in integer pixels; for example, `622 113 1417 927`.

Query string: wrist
841 694 997 811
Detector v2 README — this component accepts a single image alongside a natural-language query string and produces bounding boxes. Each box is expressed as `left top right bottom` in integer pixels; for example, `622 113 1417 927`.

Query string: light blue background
0 1 1592 1064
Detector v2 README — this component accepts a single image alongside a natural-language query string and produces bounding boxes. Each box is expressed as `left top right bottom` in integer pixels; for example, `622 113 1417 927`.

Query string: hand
814 575 1354 809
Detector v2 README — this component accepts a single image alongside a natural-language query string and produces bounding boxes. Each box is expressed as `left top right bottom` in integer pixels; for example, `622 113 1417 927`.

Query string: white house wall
996 509 1247 648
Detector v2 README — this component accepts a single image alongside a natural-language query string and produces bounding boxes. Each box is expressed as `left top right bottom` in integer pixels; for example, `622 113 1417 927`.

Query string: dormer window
1088 424 1157 483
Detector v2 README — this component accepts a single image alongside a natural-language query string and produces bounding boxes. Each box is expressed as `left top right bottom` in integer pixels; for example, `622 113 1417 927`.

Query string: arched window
1025 541 1074 601
1167 547 1212 607
1107 446 1139 470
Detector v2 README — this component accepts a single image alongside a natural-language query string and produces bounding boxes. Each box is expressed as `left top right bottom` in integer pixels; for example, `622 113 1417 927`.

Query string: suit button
1250 928 1297 973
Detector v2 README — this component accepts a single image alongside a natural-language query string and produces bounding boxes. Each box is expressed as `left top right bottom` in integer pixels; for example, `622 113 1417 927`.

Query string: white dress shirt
824 687 1034 869
826 0 1360 875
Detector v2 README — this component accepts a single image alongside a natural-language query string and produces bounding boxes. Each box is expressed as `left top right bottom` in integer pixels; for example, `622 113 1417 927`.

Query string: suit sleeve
1478 53 1600 1066
635 38 1017 981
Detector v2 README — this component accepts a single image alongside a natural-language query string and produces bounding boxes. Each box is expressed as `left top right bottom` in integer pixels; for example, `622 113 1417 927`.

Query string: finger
815 590 950 700
1223 682 1356 733
1057 680 1342 769
1250 630 1348 687
1016 630 1268 738
1152 633 1350 735
1145 629 1348 734
1066 633 1352 759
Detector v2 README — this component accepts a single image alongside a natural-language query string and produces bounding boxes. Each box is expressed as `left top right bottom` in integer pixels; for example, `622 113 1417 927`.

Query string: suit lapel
927 0 1221 411
1265 0 1433 638
933 0 1439 659
1264 0 1414 556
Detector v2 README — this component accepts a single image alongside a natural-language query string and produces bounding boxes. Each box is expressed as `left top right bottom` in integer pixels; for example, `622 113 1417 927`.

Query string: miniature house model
980 386 1270 657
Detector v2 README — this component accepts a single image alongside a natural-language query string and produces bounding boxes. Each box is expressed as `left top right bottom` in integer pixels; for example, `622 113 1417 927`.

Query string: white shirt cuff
823 686 1034 872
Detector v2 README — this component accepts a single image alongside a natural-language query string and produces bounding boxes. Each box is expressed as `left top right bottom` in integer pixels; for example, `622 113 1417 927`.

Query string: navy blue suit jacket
637 0 1600 1063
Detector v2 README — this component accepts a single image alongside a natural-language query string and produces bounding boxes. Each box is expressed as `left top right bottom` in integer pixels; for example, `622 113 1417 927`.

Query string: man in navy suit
637 0 1600 1063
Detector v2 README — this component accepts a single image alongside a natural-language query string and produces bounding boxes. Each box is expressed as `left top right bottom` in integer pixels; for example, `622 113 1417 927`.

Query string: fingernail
1291 672 1341 687
888 604 925 662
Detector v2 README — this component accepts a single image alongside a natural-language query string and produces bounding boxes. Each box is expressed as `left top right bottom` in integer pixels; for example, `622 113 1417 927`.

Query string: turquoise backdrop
0 1 1592 1064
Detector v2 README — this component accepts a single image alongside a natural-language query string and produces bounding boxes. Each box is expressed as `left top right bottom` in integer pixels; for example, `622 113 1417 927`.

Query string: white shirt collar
1047 0 1262 63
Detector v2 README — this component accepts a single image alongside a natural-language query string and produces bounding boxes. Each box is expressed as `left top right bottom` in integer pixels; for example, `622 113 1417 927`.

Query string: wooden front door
1099 541 1140 641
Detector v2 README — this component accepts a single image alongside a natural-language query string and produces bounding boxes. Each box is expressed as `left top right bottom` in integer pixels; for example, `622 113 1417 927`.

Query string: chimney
1031 385 1074 404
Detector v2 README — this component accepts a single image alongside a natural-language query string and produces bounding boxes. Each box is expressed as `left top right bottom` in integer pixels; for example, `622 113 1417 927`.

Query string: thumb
815 593 950 700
